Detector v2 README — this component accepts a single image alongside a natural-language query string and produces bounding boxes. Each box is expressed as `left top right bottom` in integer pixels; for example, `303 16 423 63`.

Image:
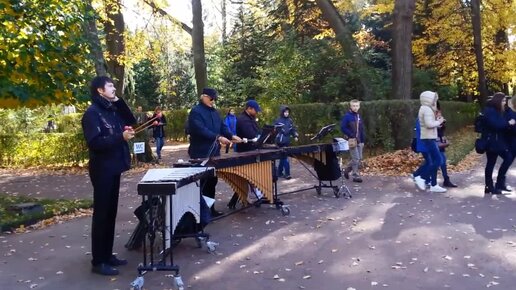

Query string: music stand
310 123 336 141
254 124 281 148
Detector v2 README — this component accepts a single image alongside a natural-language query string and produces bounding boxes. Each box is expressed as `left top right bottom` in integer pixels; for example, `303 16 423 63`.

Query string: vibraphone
130 167 216 290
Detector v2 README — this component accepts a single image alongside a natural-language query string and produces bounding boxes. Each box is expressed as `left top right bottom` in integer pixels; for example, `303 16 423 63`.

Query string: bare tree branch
142 0 193 35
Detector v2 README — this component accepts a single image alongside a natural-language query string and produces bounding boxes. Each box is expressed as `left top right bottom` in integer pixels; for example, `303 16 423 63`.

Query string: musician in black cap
188 88 242 216
227 99 262 209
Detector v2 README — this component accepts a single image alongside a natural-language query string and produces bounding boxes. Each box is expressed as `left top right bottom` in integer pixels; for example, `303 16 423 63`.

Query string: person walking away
81 76 136 276
274 105 298 179
413 91 446 193
151 107 167 161
481 92 515 194
340 99 365 183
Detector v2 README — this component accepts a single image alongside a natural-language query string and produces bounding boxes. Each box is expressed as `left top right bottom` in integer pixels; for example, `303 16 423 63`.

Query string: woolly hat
202 88 218 99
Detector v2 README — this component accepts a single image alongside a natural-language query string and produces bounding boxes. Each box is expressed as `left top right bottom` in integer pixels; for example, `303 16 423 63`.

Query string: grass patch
0 194 92 232
445 126 477 165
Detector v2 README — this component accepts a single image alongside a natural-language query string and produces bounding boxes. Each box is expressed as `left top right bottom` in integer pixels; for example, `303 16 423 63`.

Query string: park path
1 145 516 290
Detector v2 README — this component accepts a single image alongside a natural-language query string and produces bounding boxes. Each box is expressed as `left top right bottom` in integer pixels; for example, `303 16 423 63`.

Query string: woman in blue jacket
482 93 515 194
224 108 237 153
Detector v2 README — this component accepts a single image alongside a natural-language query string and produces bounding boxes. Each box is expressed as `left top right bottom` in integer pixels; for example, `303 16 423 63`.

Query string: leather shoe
443 180 458 188
485 187 502 195
108 255 127 267
92 263 119 276
211 209 224 217
352 177 363 183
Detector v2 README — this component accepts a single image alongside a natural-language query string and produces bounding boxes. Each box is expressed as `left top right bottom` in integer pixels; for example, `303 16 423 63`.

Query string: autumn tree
0 0 93 107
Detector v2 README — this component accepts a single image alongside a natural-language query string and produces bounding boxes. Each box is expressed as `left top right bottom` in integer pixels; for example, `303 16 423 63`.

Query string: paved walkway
1 145 516 290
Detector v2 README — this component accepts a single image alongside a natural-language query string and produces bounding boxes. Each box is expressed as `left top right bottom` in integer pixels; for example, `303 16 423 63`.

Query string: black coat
504 107 516 154
482 106 510 154
81 95 136 175
151 113 167 138
236 111 260 152
188 102 232 158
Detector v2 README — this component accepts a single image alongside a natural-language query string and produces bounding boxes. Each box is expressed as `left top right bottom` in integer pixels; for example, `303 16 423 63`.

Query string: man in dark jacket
340 99 365 183
235 100 261 152
227 100 263 209
274 105 298 179
188 88 242 216
81 76 136 276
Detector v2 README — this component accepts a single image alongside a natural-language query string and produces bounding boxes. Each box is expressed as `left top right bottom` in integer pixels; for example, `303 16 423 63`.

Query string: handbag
438 138 450 149
348 138 358 149
347 114 360 149
411 138 418 152
475 137 487 154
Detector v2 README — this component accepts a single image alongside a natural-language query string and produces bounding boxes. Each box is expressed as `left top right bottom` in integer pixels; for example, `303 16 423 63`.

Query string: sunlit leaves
0 0 94 107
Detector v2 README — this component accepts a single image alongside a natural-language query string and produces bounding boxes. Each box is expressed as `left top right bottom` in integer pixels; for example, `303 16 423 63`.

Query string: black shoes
485 187 502 195
352 177 363 183
211 208 224 217
108 255 127 267
443 180 458 188
284 175 292 180
92 263 119 276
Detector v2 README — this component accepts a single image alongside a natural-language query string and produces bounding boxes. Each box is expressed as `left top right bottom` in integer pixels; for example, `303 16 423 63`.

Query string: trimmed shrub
0 133 88 168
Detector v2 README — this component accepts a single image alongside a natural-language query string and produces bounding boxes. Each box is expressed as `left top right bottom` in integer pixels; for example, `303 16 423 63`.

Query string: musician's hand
232 135 243 143
218 136 231 145
123 129 135 141
509 119 516 126
153 121 158 126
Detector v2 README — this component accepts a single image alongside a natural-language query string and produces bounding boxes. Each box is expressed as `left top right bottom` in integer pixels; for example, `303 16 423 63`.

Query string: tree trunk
314 0 372 100
104 0 126 95
192 0 208 95
392 0 415 99
222 0 227 44
470 0 488 104
84 0 107 76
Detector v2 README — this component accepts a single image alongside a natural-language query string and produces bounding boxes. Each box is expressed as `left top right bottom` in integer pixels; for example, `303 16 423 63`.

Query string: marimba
188 148 291 215
130 167 216 290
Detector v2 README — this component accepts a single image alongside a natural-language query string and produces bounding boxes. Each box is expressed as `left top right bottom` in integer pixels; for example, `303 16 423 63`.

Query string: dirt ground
1 144 516 290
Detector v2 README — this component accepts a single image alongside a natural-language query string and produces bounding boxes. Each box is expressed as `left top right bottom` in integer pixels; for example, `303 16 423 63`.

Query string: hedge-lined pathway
1 144 516 290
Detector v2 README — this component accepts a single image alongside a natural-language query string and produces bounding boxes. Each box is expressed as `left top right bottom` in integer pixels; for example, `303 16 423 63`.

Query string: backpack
474 113 485 133
411 118 420 153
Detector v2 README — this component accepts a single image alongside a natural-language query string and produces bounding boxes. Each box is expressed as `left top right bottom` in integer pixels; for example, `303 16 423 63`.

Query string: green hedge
0 101 476 168
0 133 88 168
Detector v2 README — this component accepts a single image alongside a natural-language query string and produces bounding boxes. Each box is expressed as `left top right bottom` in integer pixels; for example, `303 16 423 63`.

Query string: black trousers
89 170 121 266
485 150 513 189
200 176 218 200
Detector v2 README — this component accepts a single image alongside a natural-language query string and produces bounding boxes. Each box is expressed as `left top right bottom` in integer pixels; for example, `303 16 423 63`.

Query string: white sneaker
414 176 426 191
430 185 447 193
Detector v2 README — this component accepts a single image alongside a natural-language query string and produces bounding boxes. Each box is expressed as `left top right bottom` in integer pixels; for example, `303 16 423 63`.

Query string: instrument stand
130 168 217 290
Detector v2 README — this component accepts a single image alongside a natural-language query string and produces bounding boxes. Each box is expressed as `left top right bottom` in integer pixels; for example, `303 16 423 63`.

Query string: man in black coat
187 88 242 216
81 76 136 276
227 100 262 209
235 100 262 152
